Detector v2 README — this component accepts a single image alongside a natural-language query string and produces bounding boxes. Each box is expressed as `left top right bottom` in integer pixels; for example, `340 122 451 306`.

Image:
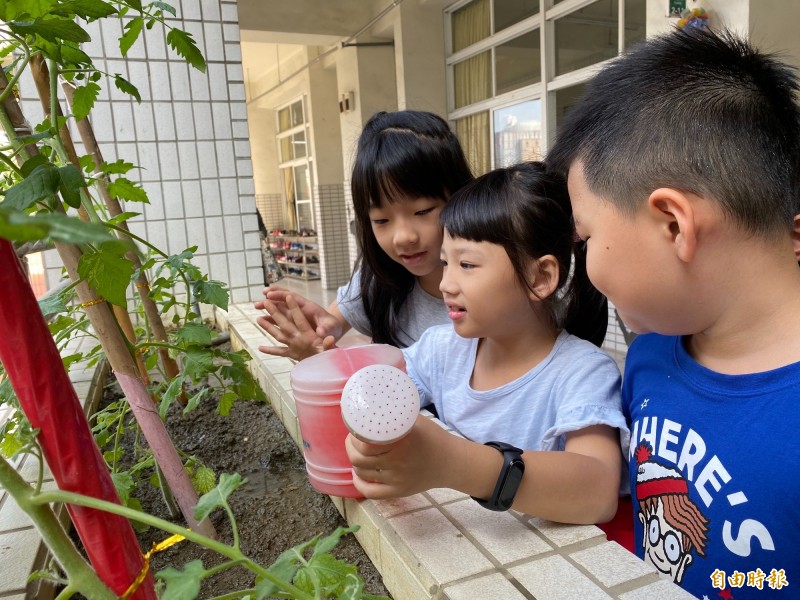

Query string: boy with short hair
548 28 800 598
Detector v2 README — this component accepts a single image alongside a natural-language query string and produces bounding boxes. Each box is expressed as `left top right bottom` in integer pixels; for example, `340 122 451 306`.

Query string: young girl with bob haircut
256 110 473 359
346 162 628 523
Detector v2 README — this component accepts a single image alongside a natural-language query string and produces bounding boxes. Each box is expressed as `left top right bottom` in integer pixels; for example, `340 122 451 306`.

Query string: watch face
498 459 525 509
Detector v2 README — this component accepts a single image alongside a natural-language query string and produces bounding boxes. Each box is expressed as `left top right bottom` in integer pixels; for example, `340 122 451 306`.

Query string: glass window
554 82 587 131
279 136 293 162
455 111 491 176
495 29 541 95
296 201 314 230
278 107 291 133
294 164 311 202
451 0 490 53
493 100 542 168
494 0 539 32
291 100 304 128
624 0 646 50
293 131 307 159
454 51 492 108
554 0 618 76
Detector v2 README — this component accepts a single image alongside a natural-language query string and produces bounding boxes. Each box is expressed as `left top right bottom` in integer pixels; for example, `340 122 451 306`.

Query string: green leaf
100 159 136 175
183 387 207 414
166 29 206 73
106 176 148 202
339 573 365 600
71 81 100 120
60 43 92 67
0 207 111 244
79 154 96 172
9 16 90 43
3 163 60 210
294 553 357 596
107 211 140 225
157 560 205 600
19 154 49 177
38 289 68 317
58 164 86 209
119 16 143 56
312 525 359 558
176 322 214 346
159 374 185 420
4 0 58 20
193 472 244 522
191 465 216 495
126 0 142 10
76 241 135 307
0 422 25 458
48 315 76 336
53 0 117 20
182 347 214 382
192 280 228 310
144 351 159 371
110 471 134 502
150 1 176 17
217 390 236 417
113 74 141 102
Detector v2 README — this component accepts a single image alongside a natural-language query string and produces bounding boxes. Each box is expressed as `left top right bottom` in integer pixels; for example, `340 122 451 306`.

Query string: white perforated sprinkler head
341 364 419 444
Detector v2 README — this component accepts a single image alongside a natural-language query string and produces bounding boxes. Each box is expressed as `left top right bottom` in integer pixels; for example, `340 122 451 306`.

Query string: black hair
548 27 800 236
350 110 474 346
440 162 608 347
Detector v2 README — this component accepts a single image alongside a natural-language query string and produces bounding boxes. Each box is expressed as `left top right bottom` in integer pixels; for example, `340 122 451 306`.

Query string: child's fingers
321 335 337 351
285 295 315 333
257 344 291 358
351 471 395 498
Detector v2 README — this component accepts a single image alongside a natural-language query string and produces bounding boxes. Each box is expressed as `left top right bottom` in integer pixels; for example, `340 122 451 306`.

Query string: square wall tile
443 499 553 564
509 555 612 600
389 507 495 585
445 572 528 600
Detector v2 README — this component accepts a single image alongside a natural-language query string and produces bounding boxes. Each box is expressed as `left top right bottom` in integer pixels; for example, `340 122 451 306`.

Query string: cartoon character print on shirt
635 442 710 584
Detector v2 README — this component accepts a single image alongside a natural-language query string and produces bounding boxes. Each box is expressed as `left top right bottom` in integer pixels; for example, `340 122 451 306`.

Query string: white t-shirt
336 269 449 346
402 325 629 451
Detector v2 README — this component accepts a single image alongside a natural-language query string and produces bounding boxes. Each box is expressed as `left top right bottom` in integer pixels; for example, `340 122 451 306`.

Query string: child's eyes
460 262 475 270
371 218 389 226
415 207 435 216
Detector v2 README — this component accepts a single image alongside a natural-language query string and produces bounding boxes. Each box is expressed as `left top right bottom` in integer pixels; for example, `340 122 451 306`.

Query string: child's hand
256 295 336 360
345 416 459 498
255 286 343 342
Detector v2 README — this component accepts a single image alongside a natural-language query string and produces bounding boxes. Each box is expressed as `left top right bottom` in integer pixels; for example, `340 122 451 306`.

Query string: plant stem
32 490 314 600
0 457 116 600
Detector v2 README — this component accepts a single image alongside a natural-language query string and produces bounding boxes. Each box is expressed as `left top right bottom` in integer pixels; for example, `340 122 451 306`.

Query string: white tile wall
26 0 261 304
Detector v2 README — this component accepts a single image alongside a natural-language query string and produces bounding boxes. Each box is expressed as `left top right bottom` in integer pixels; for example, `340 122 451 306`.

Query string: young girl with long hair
256 110 473 359
346 162 628 523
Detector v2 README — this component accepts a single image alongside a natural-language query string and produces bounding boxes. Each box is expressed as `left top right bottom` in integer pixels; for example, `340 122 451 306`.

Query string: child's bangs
441 186 508 244
369 131 450 206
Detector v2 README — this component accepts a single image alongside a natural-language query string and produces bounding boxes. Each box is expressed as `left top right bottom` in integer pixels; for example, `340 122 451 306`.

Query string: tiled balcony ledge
217 304 694 600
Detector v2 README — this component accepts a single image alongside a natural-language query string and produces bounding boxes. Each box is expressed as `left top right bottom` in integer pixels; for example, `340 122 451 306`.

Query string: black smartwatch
471 441 525 511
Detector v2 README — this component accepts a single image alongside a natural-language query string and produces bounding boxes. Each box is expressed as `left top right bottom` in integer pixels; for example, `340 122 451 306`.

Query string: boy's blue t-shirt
623 333 800 599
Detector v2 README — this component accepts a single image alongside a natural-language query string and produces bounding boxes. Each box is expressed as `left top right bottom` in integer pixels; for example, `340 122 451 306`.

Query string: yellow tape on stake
120 533 186 599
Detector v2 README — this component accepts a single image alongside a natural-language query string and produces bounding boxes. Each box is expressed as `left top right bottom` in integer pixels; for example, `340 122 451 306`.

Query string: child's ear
527 255 559 301
647 188 697 263
792 215 800 263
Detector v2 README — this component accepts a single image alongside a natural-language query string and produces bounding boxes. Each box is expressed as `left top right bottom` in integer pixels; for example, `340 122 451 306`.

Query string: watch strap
471 441 525 511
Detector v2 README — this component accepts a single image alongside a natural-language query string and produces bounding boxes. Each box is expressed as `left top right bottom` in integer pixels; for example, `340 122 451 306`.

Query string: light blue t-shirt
402 325 629 451
337 269 449 346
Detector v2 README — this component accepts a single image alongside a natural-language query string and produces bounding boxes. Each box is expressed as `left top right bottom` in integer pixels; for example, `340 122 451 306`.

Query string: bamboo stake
60 80 183 390
29 56 151 381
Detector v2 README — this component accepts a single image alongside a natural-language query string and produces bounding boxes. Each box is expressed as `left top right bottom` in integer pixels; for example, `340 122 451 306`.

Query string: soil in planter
83 362 389 599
